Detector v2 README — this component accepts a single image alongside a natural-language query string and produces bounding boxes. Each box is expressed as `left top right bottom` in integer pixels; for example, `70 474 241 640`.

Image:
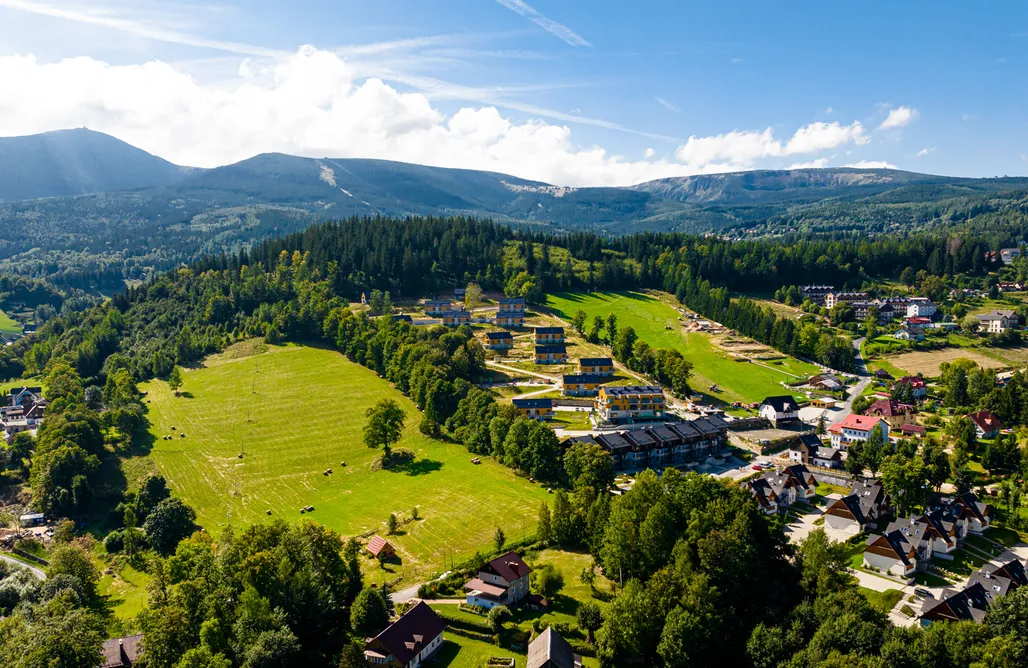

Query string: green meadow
138 343 551 580
0 309 21 334
545 291 817 403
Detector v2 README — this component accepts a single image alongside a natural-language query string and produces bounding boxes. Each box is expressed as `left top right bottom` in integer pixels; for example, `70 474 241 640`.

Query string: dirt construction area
886 349 1007 377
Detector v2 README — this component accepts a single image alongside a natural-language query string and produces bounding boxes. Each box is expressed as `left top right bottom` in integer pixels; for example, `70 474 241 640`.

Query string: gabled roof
921 582 990 623
367 535 393 557
499 297 526 304
988 559 1028 587
953 492 991 523
535 344 567 354
867 399 916 417
484 551 532 582
826 494 867 525
870 530 914 567
368 601 446 665
760 396 797 413
534 326 564 335
485 331 513 340
900 424 927 435
896 376 926 388
747 478 777 510
579 357 613 366
966 410 1003 433
783 464 815 490
102 635 143 668
794 433 823 451
528 627 581 668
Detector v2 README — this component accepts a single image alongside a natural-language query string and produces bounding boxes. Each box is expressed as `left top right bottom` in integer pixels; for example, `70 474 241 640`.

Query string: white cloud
0 47 878 187
644 148 655 159
825 106 834 114
844 160 897 169
917 146 936 157
962 113 977 121
786 158 829 169
654 96 680 113
491 0 590 47
879 106 919 130
675 121 865 169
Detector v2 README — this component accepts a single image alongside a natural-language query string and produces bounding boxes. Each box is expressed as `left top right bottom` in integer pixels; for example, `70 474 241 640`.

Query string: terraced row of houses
513 383 670 423
562 416 728 471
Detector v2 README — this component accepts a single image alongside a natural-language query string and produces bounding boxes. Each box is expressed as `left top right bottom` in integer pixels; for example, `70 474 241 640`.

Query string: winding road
0 553 46 580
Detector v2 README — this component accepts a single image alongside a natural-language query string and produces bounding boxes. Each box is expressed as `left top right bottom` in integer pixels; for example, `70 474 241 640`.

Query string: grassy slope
0 309 21 334
545 291 818 403
137 344 550 578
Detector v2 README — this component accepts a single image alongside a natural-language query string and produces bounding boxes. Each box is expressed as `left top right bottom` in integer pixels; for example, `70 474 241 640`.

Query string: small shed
18 513 45 528
367 535 396 559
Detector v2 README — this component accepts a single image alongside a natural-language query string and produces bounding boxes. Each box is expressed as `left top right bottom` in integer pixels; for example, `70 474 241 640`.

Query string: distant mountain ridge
3 128 1028 290
0 128 193 201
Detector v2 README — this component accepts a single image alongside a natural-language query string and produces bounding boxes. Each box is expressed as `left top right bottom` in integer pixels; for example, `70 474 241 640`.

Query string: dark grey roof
535 345 567 354
562 374 602 384
528 627 580 668
534 326 564 335
513 398 553 409
595 432 632 453
485 331 513 340
579 357 613 366
761 396 797 412
368 601 446 665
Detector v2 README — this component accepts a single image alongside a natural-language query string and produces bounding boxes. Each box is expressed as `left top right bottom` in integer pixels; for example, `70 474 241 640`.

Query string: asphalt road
0 553 46 580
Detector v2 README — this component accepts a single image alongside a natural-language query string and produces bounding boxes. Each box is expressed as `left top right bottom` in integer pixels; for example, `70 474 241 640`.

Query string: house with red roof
367 536 396 559
828 414 888 450
464 551 533 609
894 376 927 400
966 410 1003 439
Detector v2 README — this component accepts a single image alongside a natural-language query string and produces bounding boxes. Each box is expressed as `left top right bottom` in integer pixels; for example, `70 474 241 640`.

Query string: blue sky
0 0 1025 185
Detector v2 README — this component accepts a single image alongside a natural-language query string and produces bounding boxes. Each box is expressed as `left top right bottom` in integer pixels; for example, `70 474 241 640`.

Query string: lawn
434 634 598 668
0 309 21 335
137 343 552 582
545 292 818 404
520 549 613 629
914 571 953 587
816 482 850 497
857 586 904 614
551 411 593 431
984 527 1025 548
99 562 152 622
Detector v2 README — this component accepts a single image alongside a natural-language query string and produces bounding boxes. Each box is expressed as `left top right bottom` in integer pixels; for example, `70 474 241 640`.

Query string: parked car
914 588 934 599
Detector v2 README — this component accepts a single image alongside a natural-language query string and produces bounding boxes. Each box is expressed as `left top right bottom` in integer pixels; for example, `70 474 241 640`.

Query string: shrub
486 605 512 632
103 530 124 554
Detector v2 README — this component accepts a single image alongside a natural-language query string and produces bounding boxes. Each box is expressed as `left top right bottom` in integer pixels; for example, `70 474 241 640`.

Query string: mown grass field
545 291 818 403
0 309 21 334
884 348 1007 377
137 343 551 580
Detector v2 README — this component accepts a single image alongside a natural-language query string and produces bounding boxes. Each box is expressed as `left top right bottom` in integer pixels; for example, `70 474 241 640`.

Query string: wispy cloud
654 97 681 113
845 160 897 169
492 0 591 47
0 0 286 57
917 146 936 157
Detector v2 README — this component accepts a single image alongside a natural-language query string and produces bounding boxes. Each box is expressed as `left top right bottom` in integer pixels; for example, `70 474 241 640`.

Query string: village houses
595 385 666 422
464 552 533 609
513 398 553 421
578 357 614 376
828 414 888 450
759 395 799 426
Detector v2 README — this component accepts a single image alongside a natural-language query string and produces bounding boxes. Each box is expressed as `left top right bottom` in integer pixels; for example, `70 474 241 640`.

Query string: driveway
818 336 871 429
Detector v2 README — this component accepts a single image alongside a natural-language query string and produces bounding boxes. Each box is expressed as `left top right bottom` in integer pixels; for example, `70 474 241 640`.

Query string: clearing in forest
138 343 550 580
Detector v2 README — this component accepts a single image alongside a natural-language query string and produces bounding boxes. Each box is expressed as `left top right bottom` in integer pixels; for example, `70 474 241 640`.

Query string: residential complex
563 417 728 472
595 385 666 421
533 326 564 344
481 331 513 350
561 374 603 396
534 344 568 364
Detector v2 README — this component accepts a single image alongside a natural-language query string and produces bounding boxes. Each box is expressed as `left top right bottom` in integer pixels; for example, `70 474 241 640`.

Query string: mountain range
2 128 1028 288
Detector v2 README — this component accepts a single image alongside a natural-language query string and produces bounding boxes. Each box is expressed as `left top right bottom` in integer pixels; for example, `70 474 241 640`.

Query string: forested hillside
3 131 1028 290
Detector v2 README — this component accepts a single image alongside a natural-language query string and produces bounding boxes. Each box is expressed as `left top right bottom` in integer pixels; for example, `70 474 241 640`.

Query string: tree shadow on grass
388 458 443 476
